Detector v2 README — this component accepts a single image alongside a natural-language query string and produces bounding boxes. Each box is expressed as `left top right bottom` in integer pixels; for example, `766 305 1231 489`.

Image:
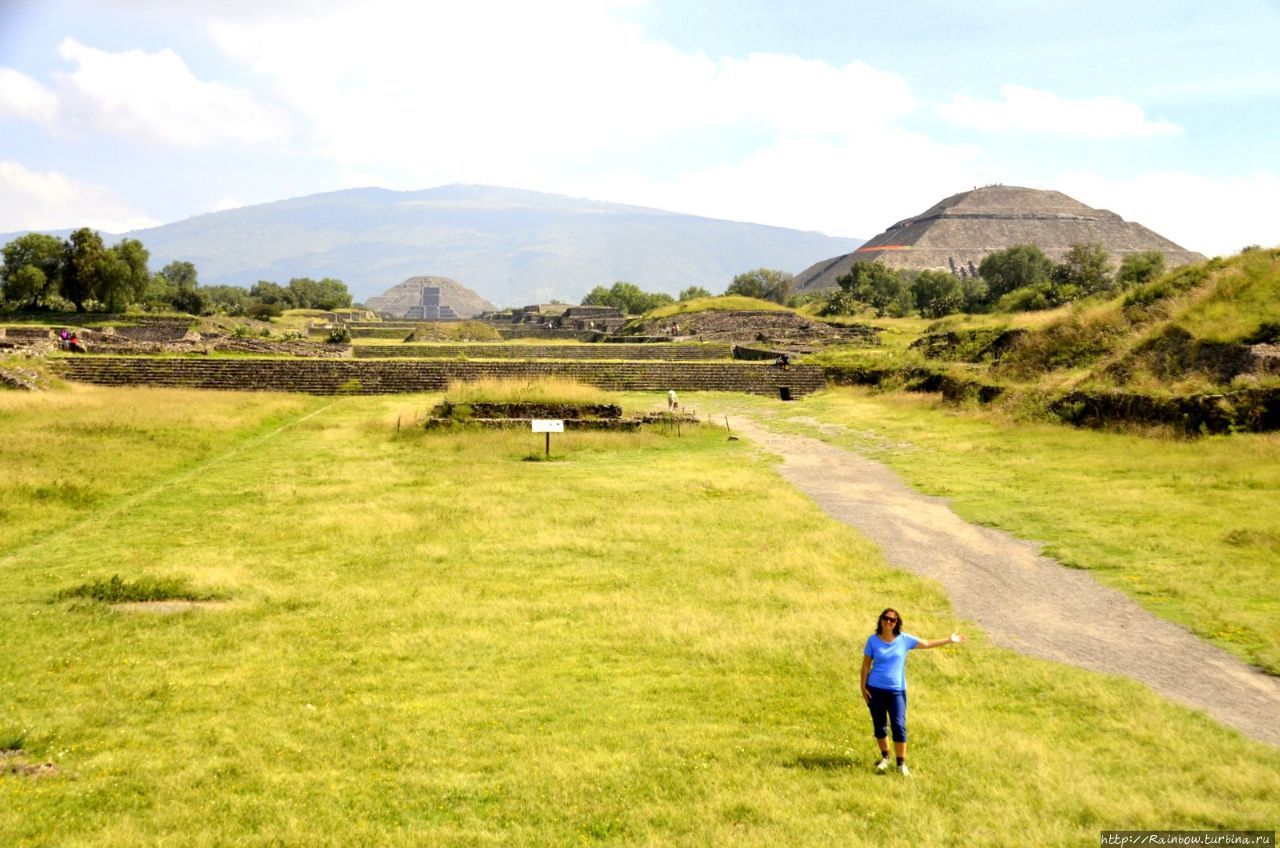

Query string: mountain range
5 186 861 307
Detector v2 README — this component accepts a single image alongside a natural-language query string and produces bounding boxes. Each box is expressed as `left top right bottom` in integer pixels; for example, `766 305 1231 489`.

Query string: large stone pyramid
795 186 1206 293
364 276 496 319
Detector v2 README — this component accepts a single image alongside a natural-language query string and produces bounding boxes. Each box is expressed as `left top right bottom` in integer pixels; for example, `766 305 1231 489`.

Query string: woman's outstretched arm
914 633 967 650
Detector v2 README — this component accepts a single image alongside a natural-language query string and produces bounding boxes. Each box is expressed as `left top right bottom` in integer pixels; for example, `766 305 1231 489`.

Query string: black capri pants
867 685 908 743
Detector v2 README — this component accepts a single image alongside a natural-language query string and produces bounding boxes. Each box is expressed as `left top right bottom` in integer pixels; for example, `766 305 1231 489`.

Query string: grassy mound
992 249 1280 392
645 295 791 320
812 249 1280 408
444 377 613 406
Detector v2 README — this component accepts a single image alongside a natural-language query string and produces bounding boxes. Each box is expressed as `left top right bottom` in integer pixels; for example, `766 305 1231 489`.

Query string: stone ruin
405 286 459 321
483 304 627 334
426 399 639 430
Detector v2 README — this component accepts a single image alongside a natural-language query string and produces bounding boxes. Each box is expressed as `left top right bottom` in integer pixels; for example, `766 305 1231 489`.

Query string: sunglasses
880 615 899 623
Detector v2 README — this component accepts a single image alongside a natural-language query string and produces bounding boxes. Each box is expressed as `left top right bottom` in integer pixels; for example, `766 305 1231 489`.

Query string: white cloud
203 2 923 191
1057 170 1280 257
0 68 59 126
52 38 290 147
211 196 245 212
0 160 161 233
940 84 1181 138
549 131 986 240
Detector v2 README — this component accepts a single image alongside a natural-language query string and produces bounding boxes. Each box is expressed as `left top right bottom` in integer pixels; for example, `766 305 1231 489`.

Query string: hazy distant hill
10 186 860 307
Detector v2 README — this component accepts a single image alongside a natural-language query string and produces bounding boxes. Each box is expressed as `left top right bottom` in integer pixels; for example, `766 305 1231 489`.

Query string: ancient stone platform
50 356 824 398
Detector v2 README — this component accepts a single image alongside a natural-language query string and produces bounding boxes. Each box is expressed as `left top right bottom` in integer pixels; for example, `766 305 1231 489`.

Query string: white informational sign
531 419 564 433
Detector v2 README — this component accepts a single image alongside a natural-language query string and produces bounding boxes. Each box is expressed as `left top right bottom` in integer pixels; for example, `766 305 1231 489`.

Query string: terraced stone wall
50 356 825 398
495 327 592 340
353 343 733 361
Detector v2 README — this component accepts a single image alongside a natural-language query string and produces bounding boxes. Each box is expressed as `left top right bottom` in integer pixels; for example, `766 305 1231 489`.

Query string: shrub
1051 242 1114 297
1116 251 1166 289
327 325 352 344
978 244 1053 301
910 270 965 318
56 574 218 603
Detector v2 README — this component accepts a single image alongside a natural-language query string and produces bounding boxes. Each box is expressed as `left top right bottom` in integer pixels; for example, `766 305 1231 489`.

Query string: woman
859 607 965 776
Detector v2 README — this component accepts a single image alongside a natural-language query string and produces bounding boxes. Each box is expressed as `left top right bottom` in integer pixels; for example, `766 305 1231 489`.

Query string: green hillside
807 249 1279 399
996 248 1280 393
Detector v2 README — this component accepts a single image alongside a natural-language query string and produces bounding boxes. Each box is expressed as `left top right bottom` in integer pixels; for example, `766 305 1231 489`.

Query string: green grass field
724 388 1280 674
1 386 1277 846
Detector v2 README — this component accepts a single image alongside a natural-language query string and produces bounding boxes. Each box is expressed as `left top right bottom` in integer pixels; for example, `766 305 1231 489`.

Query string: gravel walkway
727 414 1280 747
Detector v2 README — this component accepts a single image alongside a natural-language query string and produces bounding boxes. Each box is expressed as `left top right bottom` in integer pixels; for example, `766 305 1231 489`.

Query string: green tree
96 238 151 312
977 244 1053 302
4 266 49 308
1115 250 1166 289
610 282 647 313
171 284 207 315
581 285 615 308
581 281 671 314
2 232 66 308
202 285 252 316
158 260 198 289
250 280 289 306
287 277 352 310
678 285 712 301
1051 242 1112 299
725 268 793 304
62 228 107 312
835 261 909 317
960 276 990 313
817 288 862 317
887 284 915 318
910 270 965 318
149 261 205 314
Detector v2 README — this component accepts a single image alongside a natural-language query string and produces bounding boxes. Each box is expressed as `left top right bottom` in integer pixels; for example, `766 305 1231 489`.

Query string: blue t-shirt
863 633 920 691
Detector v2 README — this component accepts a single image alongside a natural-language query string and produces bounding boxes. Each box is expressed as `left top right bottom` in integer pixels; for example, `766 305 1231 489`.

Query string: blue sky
1 0 1277 256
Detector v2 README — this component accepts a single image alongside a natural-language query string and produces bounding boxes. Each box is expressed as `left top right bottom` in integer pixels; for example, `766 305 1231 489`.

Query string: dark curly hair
876 608 902 637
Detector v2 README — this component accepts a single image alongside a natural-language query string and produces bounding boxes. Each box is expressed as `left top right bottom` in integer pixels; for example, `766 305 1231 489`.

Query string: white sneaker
875 756 891 773
898 764 911 777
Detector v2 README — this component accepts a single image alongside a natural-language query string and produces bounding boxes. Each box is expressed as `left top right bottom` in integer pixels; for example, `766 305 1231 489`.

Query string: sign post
531 419 564 458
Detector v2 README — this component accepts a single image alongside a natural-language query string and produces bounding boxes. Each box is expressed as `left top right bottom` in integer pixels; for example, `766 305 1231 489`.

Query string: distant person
667 389 678 411
860 607 966 776
775 352 790 370
67 332 85 353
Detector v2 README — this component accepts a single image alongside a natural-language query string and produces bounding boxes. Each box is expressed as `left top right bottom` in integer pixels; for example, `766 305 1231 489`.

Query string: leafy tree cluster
582 281 675 315
820 261 981 318
723 268 794 305
2 229 352 318
140 265 352 318
978 243 1164 312
2 229 150 312
818 243 1167 317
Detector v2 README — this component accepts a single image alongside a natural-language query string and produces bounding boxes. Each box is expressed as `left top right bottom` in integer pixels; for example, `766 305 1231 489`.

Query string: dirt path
725 414 1280 747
